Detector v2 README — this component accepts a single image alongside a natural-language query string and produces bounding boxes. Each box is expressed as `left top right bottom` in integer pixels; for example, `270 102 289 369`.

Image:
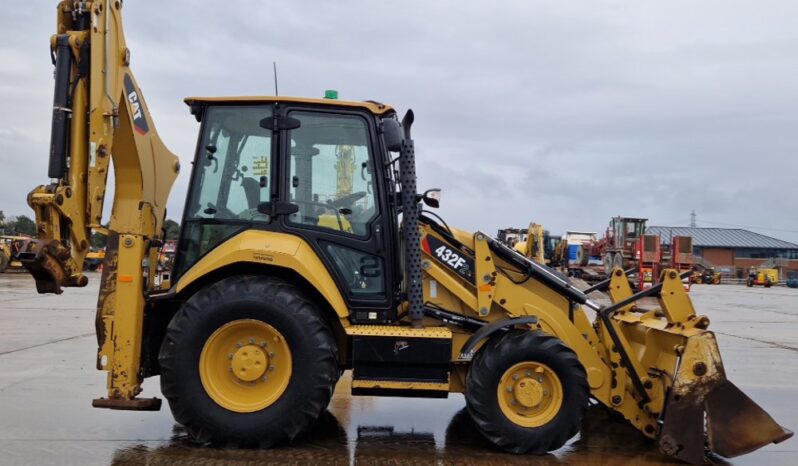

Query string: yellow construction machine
0 235 27 273
512 223 558 265
747 267 779 288
18 2 791 463
692 267 721 285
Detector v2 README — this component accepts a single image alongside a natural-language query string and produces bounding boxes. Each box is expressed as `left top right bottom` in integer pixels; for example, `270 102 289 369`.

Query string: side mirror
422 189 442 208
381 118 404 152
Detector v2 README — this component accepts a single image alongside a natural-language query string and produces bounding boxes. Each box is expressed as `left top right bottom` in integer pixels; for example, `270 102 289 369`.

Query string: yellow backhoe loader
513 223 546 264
18 2 791 463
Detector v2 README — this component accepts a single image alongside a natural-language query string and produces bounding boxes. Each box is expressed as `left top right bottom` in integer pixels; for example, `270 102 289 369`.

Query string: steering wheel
293 200 351 231
327 191 367 209
293 200 337 213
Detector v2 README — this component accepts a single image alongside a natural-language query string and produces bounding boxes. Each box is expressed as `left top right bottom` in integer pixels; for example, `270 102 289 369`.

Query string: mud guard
459 316 538 358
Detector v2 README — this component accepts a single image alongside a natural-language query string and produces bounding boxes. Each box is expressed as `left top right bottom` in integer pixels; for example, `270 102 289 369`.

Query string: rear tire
602 254 613 273
0 252 8 273
575 245 588 266
612 253 624 271
466 330 589 454
159 275 339 447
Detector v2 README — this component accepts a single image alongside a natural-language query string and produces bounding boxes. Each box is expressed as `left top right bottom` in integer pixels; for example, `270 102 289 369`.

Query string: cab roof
184 96 394 116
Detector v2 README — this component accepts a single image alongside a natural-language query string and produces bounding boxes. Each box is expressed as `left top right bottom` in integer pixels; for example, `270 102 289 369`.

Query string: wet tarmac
1 272 796 465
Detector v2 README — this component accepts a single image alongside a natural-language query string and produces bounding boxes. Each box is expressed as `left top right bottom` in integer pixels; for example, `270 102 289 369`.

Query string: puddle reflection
110 403 685 465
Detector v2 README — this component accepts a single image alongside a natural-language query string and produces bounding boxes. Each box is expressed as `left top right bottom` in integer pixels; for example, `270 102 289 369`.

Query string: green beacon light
324 89 339 100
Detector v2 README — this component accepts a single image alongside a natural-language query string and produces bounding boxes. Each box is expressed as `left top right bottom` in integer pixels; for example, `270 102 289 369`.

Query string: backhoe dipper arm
21 1 179 406
22 0 179 294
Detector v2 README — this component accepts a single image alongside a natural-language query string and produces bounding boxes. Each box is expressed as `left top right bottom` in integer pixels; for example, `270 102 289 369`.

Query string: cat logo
123 74 149 135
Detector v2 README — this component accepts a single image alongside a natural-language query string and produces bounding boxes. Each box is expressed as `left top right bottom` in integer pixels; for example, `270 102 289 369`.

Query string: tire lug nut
538 377 543 383
269 365 275 371
506 387 512 393
228 353 234 360
249 338 256 344
236 342 243 348
512 374 519 381
268 352 275 358
526 371 532 377
261 376 268 382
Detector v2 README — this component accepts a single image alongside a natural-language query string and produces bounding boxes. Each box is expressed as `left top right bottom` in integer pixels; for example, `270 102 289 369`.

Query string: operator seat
241 177 260 210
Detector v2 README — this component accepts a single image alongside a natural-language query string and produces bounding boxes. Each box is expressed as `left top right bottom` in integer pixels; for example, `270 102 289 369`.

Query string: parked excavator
18 2 791 463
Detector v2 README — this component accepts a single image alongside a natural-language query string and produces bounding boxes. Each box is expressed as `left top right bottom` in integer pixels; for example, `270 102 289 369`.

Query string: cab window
175 105 274 280
287 112 377 237
186 105 273 223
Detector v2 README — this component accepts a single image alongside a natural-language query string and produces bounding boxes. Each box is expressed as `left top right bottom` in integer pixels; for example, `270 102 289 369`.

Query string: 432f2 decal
422 235 475 284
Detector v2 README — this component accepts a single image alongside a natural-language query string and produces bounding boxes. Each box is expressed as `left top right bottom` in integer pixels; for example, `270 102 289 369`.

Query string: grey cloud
2 1 797 243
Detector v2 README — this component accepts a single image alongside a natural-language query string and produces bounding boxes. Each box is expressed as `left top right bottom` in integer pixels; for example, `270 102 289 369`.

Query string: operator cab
174 96 402 323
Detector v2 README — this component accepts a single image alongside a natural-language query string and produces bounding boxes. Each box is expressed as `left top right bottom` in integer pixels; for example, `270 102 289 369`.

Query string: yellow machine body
20 1 791 463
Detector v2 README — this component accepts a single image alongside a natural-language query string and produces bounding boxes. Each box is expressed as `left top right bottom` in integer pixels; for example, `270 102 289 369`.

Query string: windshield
185 105 273 222
175 105 274 281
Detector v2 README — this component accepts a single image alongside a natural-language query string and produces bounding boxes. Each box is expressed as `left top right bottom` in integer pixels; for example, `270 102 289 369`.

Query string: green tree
164 219 180 240
8 215 35 236
91 230 107 249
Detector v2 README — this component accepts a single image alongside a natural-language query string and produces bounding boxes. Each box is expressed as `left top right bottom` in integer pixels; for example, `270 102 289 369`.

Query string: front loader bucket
656 332 792 464
706 380 793 457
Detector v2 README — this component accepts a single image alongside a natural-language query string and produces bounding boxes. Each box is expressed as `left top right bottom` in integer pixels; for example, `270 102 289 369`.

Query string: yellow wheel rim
497 361 563 428
199 319 292 413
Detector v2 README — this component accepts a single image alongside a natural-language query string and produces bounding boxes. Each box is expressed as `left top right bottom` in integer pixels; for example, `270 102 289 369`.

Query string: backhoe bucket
656 332 792 464
17 239 86 294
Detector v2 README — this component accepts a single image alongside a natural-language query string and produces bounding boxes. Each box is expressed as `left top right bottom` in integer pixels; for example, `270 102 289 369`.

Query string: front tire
159 275 339 447
466 330 588 454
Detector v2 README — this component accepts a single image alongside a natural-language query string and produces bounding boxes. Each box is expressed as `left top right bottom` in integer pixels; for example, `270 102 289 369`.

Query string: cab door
278 107 398 323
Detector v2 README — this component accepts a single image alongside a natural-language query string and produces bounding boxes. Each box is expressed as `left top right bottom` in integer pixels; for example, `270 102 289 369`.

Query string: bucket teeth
656 332 792 464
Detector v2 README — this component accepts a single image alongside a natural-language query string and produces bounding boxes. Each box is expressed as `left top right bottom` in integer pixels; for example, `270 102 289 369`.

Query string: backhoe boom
21 0 179 405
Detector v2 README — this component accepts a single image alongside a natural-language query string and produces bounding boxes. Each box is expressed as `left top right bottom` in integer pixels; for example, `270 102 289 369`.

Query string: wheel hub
231 344 268 382
497 361 563 428
199 319 292 413
514 377 544 408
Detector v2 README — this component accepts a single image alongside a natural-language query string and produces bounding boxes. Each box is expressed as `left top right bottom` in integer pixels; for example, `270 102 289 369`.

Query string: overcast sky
2 1 798 243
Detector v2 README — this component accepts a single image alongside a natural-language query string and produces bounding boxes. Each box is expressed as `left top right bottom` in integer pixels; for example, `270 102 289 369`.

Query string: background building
646 226 798 280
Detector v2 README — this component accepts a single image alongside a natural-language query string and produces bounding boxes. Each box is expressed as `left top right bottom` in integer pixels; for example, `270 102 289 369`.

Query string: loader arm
20 1 179 406
418 220 792 463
